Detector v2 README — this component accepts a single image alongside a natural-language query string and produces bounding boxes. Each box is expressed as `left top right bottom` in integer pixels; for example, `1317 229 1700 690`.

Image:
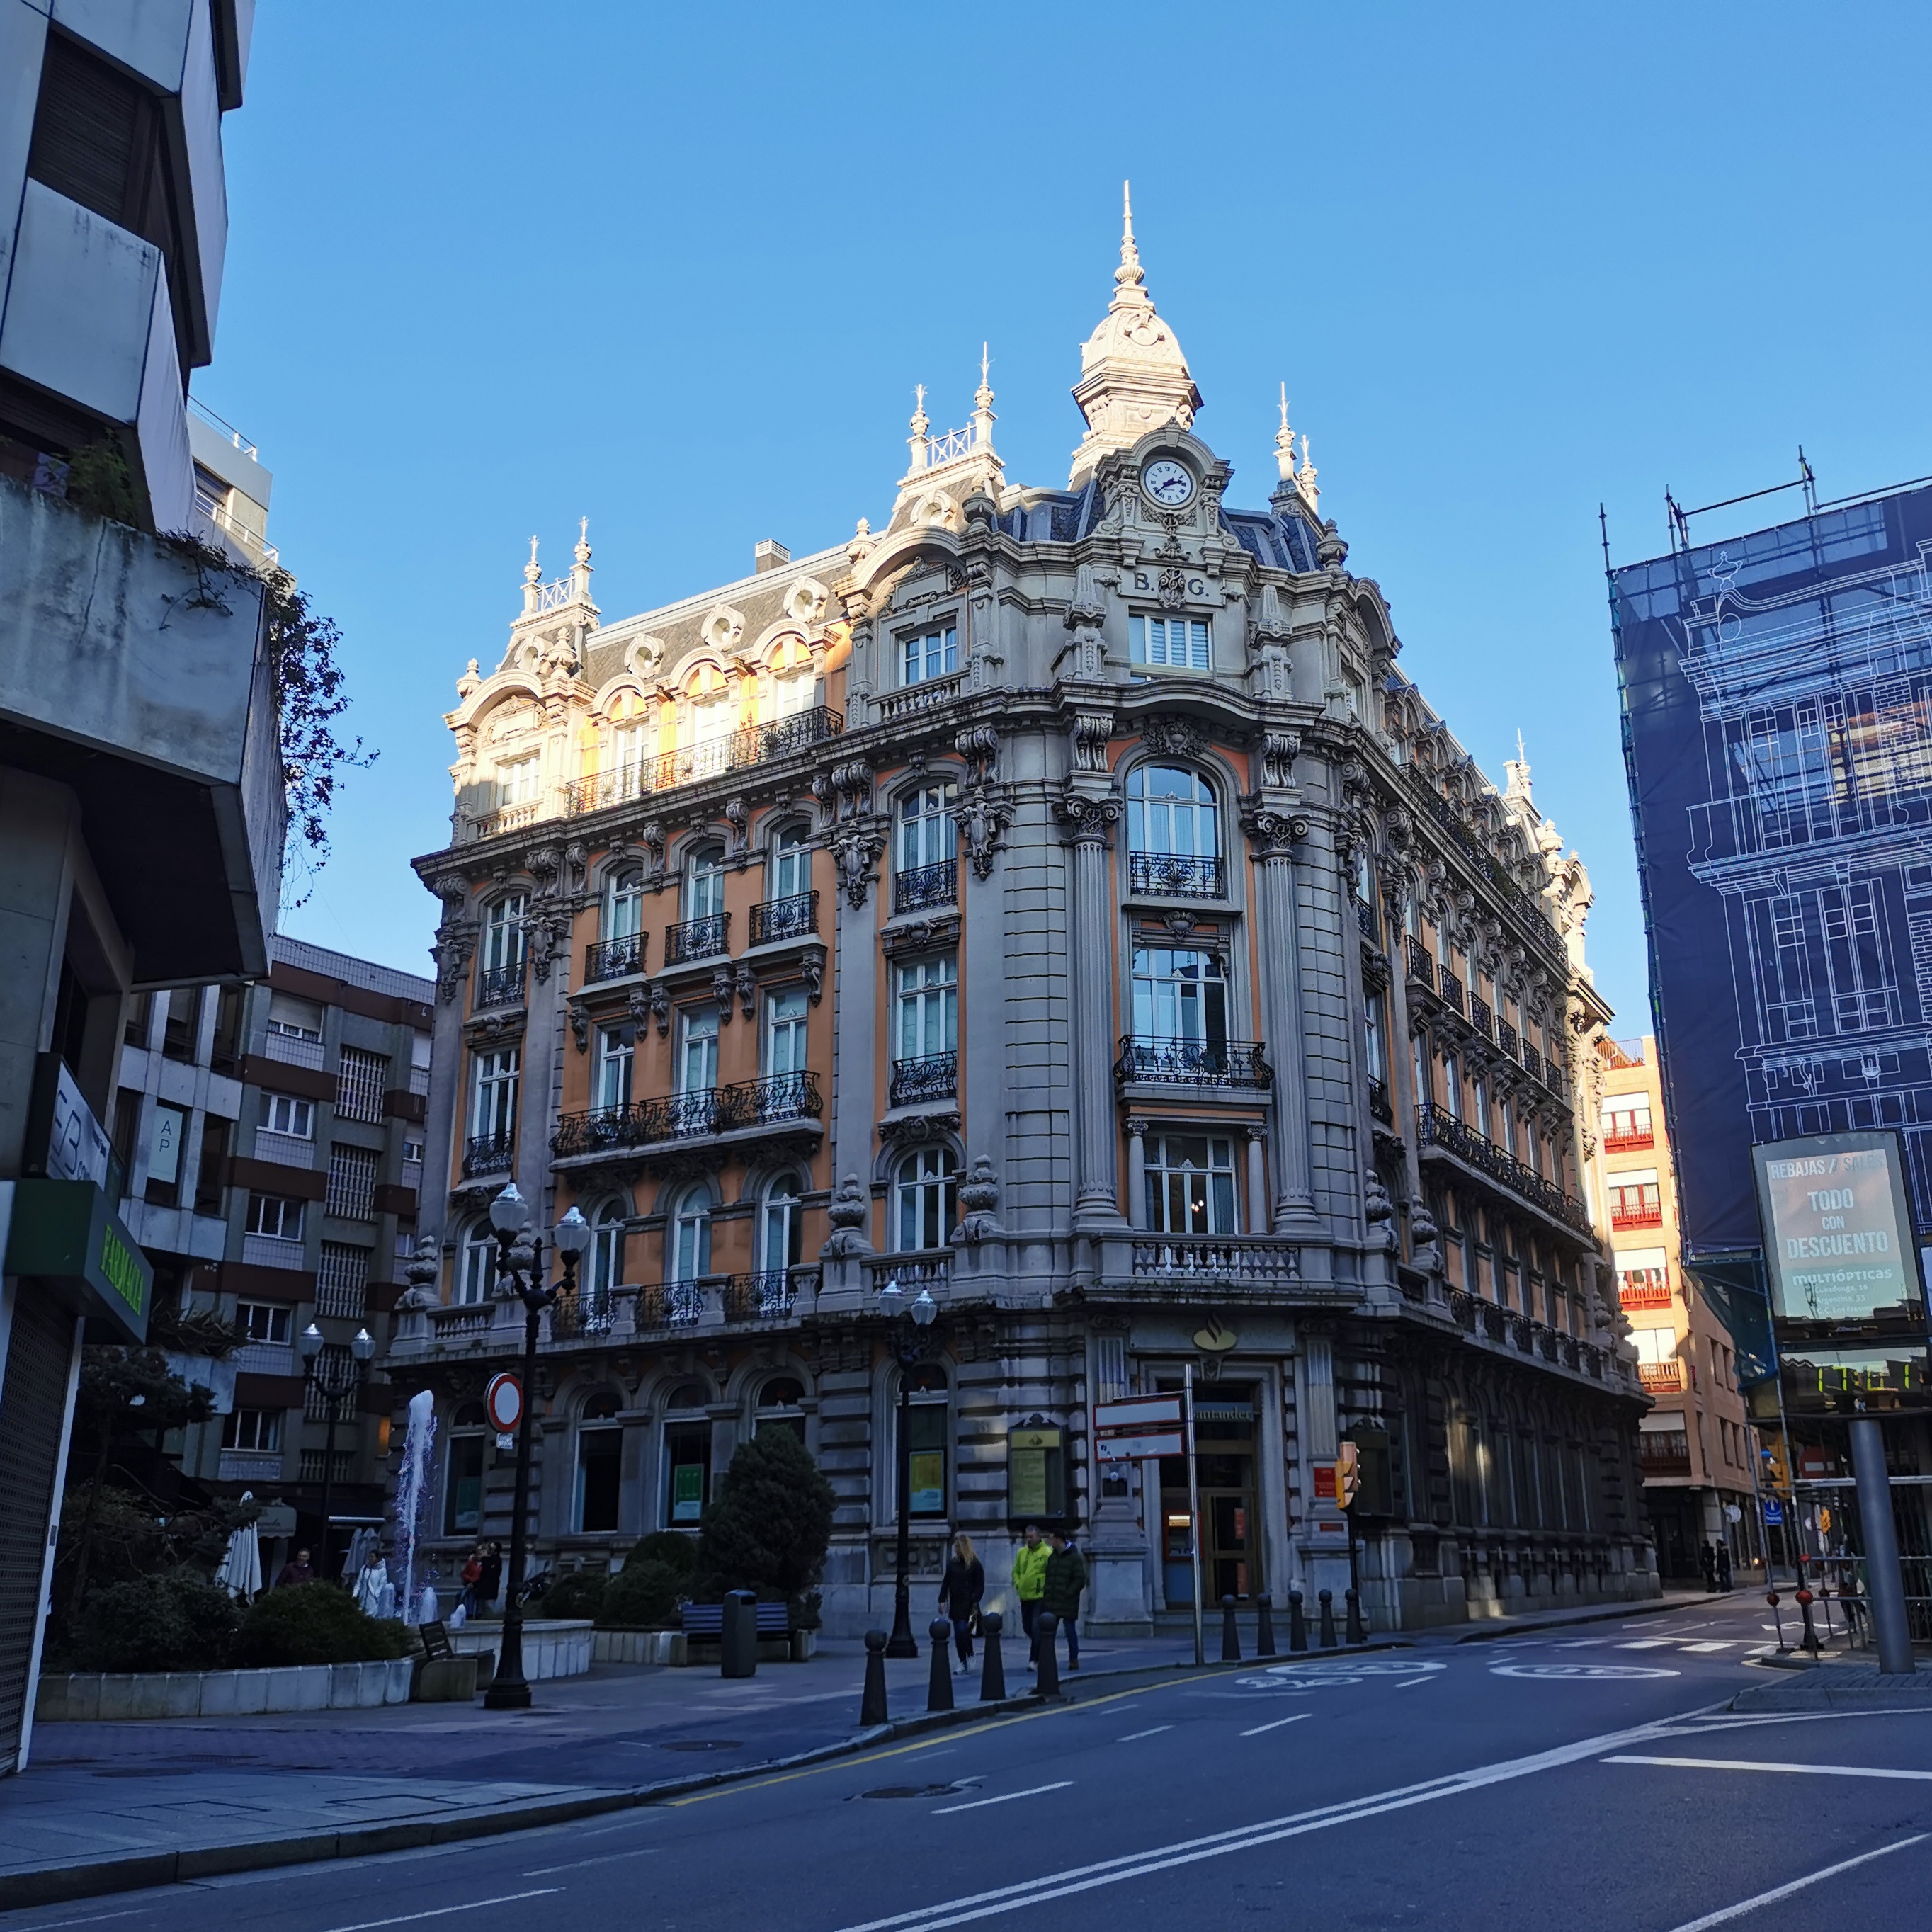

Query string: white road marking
1618 1639 1677 1649
523 1847 661 1875
325 1891 560 1932
1117 1725 1172 1741
1395 1676 1436 1689
1607 1754 1932 1783
933 1780 1074 1815
1492 1663 1679 1680
1554 1640 1606 1649
1240 1713 1313 1737
1679 1641 1742 1653
5 1912 142 1931
1660 1834 1927 1931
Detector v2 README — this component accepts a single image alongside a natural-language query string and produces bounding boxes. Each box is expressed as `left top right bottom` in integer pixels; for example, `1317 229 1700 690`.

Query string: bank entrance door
1160 1382 1260 1604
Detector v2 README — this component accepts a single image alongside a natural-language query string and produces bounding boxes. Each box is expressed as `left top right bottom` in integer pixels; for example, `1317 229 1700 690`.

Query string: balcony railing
876 674 966 723
1405 936 1436 994
724 1271 797 1321
1638 1362 1685 1393
1129 1238 1302 1288
1618 1280 1674 1311
462 1127 516 1178
890 1051 958 1108
894 858 958 914
1115 1036 1272 1089
863 1254 951 1295
1611 1204 1664 1230
1496 1018 1519 1058
550 1283 617 1340
1603 1127 1655 1152
552 1071 822 1157
664 911 729 965
1127 852 1225 899
299 1449 355 1484
218 1450 284 1483
584 933 647 982
1414 1103 1591 1233
1521 1045 1543 1084
1438 970 1465 1016
1368 1076 1393 1126
751 891 819 945
637 1281 707 1329
1355 896 1376 940
476 960 526 1008
564 707 844 815
1470 995 1492 1040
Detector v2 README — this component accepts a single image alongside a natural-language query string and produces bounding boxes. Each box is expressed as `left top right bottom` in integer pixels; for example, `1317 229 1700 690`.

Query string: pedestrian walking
938 1533 986 1673
274 1547 314 1589
1715 1542 1733 1591
478 1540 504 1612
1013 1523 1050 1671
1041 1526 1087 1673
1699 1540 1718 1593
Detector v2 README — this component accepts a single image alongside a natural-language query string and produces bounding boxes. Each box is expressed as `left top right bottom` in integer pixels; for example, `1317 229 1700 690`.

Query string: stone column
821 805 885 1309
1125 1118 1149 1229
1380 884 1426 1208
1057 788 1123 1231
1244 1125 1270 1234
1241 802 1319 1230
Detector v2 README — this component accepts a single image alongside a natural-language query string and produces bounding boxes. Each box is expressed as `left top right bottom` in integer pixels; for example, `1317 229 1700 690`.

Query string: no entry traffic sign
485 1372 523 1434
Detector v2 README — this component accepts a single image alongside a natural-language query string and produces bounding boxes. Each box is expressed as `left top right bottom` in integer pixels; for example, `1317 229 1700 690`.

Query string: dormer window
1130 615 1210 671
902 625 959 687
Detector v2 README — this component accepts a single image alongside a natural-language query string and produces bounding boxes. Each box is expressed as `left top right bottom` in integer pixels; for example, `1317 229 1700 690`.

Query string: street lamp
880 1277 940 1659
484 1188 591 1710
298 1319 375 1584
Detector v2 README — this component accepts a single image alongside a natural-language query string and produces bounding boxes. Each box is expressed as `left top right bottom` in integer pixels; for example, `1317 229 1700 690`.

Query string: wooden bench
681 1601 792 1640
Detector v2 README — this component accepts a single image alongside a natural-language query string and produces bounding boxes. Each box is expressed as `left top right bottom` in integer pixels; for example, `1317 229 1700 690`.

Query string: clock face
1143 458 1195 508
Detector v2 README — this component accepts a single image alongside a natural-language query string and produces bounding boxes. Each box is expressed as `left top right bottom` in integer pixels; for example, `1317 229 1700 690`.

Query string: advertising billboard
1610 481 1932 1258
1751 1129 1926 1323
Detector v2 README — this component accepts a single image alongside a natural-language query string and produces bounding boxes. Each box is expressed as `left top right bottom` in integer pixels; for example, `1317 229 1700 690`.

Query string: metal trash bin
721 1589 758 1678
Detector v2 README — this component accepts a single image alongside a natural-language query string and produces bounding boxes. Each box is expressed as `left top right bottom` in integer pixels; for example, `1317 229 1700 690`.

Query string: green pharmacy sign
4 1178 152 1343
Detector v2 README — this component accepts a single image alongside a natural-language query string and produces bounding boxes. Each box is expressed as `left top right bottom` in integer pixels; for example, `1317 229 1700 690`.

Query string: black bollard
1796 1588 1821 1657
860 1628 890 1727
1288 1589 1309 1652
927 1618 955 1712
1220 1593 1242 1661
1318 1588 1338 1648
1256 1593 1278 1658
1035 1610 1062 1698
979 1610 1006 1701
1766 1591 1789 1655
1346 1586 1367 1645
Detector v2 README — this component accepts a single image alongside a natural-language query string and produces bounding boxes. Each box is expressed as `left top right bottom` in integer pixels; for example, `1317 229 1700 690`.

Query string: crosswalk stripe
1618 1639 1676 1649
1679 1642 1740 1653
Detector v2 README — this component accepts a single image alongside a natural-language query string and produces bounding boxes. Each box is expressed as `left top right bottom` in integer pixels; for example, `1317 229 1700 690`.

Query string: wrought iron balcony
637 1281 707 1329
1127 851 1225 899
564 706 844 814
724 1271 798 1321
462 1127 515 1178
664 911 729 965
1521 1045 1543 1084
890 1050 958 1107
751 890 819 945
1114 1036 1273 1089
1414 1102 1590 1233
475 960 526 1008
1497 1018 1519 1058
552 1071 822 1157
1368 1076 1393 1126
584 932 647 982
1404 936 1436 994
550 1283 617 1340
1355 895 1376 940
1470 994 1492 1040
894 857 958 914
1438 970 1465 1016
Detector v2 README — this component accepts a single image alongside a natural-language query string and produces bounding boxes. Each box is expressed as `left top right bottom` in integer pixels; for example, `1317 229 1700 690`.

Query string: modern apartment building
398 202 1654 1635
0 1 273 1775
1588 1035 1755 1578
115 938 433 1578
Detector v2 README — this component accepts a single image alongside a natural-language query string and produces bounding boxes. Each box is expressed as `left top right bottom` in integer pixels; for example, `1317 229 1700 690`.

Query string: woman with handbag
938 1532 986 1674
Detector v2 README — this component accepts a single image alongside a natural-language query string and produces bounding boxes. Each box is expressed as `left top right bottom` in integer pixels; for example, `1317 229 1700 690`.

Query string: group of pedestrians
460 1540 504 1615
938 1522 1086 1676
1698 1540 1734 1592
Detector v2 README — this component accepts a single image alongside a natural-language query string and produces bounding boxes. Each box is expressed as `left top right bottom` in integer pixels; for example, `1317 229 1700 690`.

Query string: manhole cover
859 1783 965 1800
658 1739 742 1752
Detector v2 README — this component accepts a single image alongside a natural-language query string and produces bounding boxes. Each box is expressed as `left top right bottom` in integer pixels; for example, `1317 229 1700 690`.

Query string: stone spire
1274 383 1296 483
521 535 542 615
972 343 996 450
1295 433 1319 513
906 384 929 475
1068 181 1203 485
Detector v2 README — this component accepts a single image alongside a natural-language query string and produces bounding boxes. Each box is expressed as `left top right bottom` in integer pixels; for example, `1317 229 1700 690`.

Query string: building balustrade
1610 1204 1664 1231
750 890 819 945
664 911 729 965
1639 1361 1684 1393
875 674 965 723
1603 1126 1655 1152
563 706 844 815
894 857 958 914
552 1070 822 1157
1405 936 1436 994
1127 851 1225 899
1128 1237 1303 1288
1438 970 1465 1016
299 1449 354 1484
475 960 527 1008
1114 1035 1272 1089
863 1254 951 1295
1414 1102 1591 1233
889 1050 958 1108
584 933 647 982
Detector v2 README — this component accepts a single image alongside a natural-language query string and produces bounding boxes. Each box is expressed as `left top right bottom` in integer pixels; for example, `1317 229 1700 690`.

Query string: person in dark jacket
478 1540 504 1612
274 1548 314 1589
1040 1528 1087 1671
1699 1541 1718 1593
1715 1541 1733 1591
938 1533 986 1671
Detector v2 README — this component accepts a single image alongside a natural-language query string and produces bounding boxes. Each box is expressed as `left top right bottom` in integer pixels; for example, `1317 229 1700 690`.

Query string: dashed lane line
1116 1726 1173 1742
323 1890 561 1932
933 1782 1074 1816
1239 1714 1312 1737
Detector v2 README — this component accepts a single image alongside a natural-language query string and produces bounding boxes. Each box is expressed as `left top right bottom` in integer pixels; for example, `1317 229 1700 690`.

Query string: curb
1451 1594 1705 1644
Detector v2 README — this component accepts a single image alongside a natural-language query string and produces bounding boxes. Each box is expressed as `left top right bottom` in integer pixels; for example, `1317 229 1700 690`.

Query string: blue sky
207 3 1932 1028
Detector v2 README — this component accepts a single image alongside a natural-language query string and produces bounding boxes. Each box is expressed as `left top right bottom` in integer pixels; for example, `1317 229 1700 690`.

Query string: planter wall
448 1618 593 1680
592 1629 685 1666
37 1657 412 1722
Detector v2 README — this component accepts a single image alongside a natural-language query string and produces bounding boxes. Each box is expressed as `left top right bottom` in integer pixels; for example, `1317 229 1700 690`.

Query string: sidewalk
0 1591 1699 1908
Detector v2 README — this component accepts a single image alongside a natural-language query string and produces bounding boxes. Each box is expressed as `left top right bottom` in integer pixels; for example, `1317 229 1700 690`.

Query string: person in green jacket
1012 1523 1050 1671
1040 1527 1087 1671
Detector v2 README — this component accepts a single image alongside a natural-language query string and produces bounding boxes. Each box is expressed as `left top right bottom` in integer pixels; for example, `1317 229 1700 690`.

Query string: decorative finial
1517 728 1526 766
574 516 591 567
1115 179 1144 290
910 383 928 437
1296 433 1319 511
524 535 541 586
1274 382 1296 482
976 342 992 411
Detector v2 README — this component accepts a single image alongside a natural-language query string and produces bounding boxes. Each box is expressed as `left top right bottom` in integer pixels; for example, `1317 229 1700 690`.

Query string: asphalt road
10 1596 1929 1932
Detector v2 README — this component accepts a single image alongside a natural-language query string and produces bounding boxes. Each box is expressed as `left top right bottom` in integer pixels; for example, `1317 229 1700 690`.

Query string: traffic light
1334 1442 1360 1510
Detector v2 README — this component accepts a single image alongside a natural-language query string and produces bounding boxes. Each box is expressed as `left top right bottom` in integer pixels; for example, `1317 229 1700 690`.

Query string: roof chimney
754 538 790 574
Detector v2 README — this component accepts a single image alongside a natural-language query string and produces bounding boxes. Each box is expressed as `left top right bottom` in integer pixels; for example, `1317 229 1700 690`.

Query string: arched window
756 1375 806 1443
671 1185 711 1282
683 845 726 921
574 1392 623 1533
458 1221 496 1305
445 1404 487 1535
606 869 644 941
894 1147 958 1251
664 1381 709 1409
591 1200 627 1297
1126 766 1222 897
762 1172 805 1273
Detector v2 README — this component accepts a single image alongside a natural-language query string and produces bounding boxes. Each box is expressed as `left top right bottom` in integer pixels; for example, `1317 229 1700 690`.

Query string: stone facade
398 200 1656 1634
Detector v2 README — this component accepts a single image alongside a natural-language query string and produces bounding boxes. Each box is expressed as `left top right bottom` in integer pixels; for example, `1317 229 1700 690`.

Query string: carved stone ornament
800 951 824 1005
433 926 477 1005
1157 566 1187 611
1251 581 1292 644
954 724 1001 786
1237 794 1309 858
569 1001 589 1054
1140 714 1205 761
734 961 758 1018
950 1155 1002 1246
712 965 735 1020
465 1008 523 1047
627 979 670 1038
564 841 589 892
642 821 668 868
881 1110 960 1149
811 771 837 826
724 796 750 868
883 912 961 960
1056 785 1120 847
1383 805 1414 853
831 822 887 907
399 1234 441 1310
832 760 874 814
1069 712 1112 775
1261 729 1300 789
1064 559 1107 629
956 784 1015 881
525 846 562 893
820 1173 873 1259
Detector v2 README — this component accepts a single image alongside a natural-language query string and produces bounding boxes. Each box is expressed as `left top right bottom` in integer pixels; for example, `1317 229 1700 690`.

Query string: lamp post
484 1186 591 1710
297 1320 375 1585
879 1278 939 1659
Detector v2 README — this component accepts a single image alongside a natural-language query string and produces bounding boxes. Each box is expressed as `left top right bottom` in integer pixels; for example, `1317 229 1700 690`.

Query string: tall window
771 825 811 900
690 686 736 751
482 896 526 973
896 955 958 1060
662 1386 711 1525
1144 1132 1237 1235
574 1393 623 1534
596 1023 635 1111
337 1047 388 1123
1131 947 1228 1047
684 846 726 920
591 1199 627 1295
766 989 809 1074
1126 766 1220 880
1473 1076 1491 1140
768 645 816 718
496 756 540 809
1364 993 1387 1081
763 1172 805 1272
606 869 644 939
445 1402 486 1533
326 1144 378 1220
902 624 958 686
898 785 956 870
756 1375 807 1443
895 1147 958 1251
470 1045 519 1138
678 1008 719 1093
1441 1055 1462 1123
671 1186 712 1281
613 713 655 772
1414 1035 1433 1107
901 1365 949 1518
458 1220 496 1305
1129 615 1211 669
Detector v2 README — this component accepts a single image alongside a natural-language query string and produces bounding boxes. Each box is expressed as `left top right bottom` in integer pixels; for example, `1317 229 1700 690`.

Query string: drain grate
859 1783 965 1800
657 1739 742 1752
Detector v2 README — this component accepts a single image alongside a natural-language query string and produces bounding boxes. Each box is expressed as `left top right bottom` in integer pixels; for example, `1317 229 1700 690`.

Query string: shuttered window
27 33 144 222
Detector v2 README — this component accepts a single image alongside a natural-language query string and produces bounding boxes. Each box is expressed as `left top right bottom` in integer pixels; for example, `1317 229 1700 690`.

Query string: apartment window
1473 1078 1491 1140
261 1092 314 1139
898 785 956 872
481 897 527 974
1364 992 1387 1081
458 1220 497 1305
1616 1250 1671 1310
338 1047 389 1123
1601 1102 1654 1149
1144 1132 1238 1236
123 990 154 1050
606 869 644 940
763 1173 805 1272
756 1375 807 1444
1632 1327 1676 1368
771 826 811 902
409 1029 431 1096
591 1200 627 1296
144 1102 187 1206
496 756 540 809
1610 1171 1662 1227
1441 1055 1462 1123
1129 614 1211 670
222 1409 283 1454
596 1023 635 1111
765 989 809 1075
678 1008 720 1094
235 1302 291 1346
671 1186 712 1283
1132 947 1228 1047
161 989 201 1063
574 1393 623 1534
894 1147 958 1251
690 686 736 751
317 1241 371 1319
210 984 245 1074
896 955 958 1062
1413 1035 1433 1108
28 33 159 233
193 1115 229 1215
470 1046 519 1138
1127 765 1220 863
684 847 727 921
326 1144 378 1220
267 991 324 1045
902 624 959 686
613 715 655 773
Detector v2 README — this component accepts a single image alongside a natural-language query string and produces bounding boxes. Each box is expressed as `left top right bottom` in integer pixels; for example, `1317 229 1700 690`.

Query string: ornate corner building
400 195 1656 1632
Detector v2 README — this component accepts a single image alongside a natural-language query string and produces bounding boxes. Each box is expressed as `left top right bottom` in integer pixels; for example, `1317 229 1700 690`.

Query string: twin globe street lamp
877 1275 939 1658
297 1319 375 1585
482 1181 592 1710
